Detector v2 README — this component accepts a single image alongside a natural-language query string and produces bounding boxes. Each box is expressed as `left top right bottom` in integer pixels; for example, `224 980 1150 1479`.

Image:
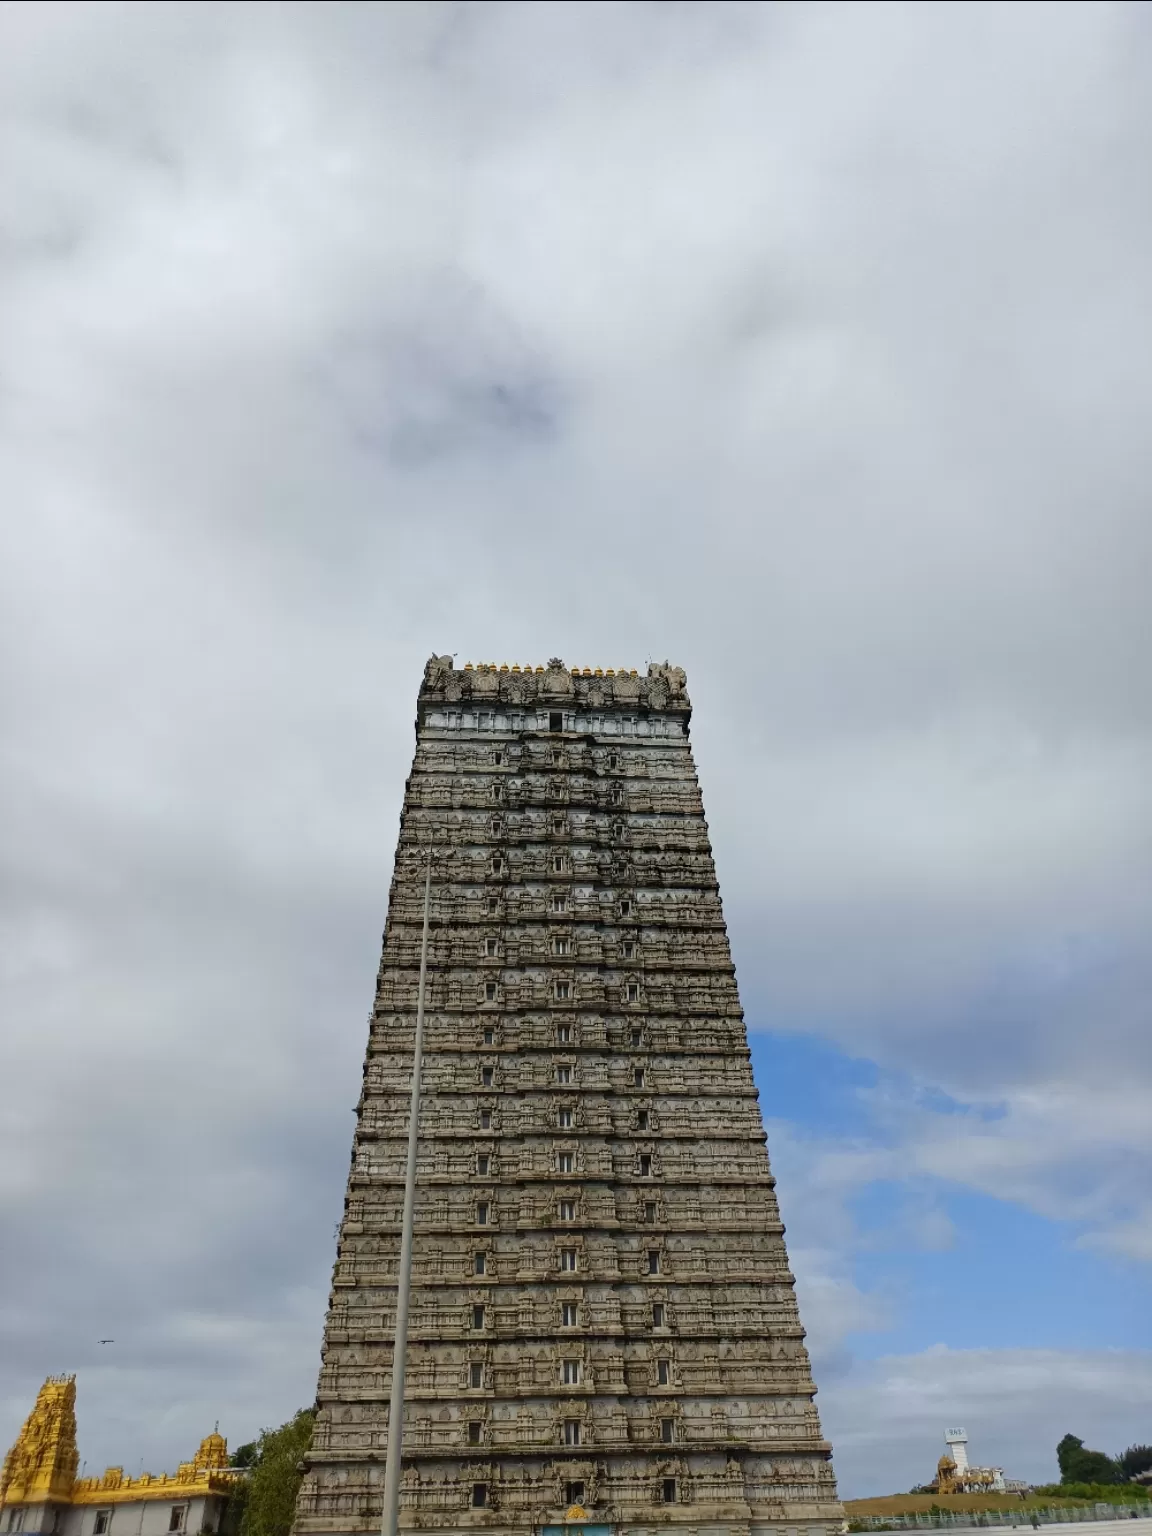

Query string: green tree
237 1409 316 1536
230 1444 258 1470
1118 1446 1152 1481
1056 1434 1121 1486
1057 1434 1085 1479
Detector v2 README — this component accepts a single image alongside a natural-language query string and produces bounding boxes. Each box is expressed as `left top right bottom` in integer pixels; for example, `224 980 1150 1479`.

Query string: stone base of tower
296 1519 846 1536
295 1517 846 1536
294 1460 844 1536
297 1517 841 1529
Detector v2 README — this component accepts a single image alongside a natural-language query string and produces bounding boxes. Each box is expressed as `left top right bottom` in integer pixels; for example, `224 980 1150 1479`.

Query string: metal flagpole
380 843 433 1536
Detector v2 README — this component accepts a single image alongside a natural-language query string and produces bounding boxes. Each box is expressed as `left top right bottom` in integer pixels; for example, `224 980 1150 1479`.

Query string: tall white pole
380 847 433 1536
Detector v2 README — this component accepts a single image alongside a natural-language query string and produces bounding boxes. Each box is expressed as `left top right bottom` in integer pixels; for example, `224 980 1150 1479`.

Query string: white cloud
825 1345 1152 1498
1 0 1149 1486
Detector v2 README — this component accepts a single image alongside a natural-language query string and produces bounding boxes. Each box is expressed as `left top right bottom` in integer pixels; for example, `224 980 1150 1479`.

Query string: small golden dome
195 1431 228 1470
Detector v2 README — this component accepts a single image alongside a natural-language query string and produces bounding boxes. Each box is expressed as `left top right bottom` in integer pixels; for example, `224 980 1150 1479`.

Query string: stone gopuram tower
295 657 841 1536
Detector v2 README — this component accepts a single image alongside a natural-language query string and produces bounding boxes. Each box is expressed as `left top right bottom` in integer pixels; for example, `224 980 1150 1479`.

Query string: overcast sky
2 0 1150 1502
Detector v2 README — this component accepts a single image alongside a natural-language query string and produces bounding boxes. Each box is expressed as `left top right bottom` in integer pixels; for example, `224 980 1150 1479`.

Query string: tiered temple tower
1 1375 238 1536
295 657 841 1536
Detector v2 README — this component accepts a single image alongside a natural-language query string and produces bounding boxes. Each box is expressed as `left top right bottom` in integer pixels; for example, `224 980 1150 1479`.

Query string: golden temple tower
1 1375 80 1507
1 1377 241 1536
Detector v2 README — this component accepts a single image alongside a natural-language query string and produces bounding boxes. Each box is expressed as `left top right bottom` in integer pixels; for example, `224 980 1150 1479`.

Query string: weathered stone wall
295 660 842 1536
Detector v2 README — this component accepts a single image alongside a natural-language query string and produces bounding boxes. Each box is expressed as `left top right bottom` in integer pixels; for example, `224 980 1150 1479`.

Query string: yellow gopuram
1 1378 241 1536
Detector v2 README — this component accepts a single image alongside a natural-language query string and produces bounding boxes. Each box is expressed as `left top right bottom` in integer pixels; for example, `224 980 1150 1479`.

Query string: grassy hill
845 1487 1150 1518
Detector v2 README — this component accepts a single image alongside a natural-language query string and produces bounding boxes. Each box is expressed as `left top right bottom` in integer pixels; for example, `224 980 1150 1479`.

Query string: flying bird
98 1339 114 1344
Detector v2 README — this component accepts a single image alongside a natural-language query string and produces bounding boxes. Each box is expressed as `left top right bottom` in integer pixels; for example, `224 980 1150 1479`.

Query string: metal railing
850 1507 1149 1531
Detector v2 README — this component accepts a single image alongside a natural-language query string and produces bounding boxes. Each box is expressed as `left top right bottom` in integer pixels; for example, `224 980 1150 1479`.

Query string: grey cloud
1 0 1150 1485
317 282 565 466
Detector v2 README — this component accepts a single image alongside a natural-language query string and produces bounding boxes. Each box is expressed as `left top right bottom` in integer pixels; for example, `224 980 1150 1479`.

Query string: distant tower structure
944 1429 969 1474
933 1430 1007 1495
